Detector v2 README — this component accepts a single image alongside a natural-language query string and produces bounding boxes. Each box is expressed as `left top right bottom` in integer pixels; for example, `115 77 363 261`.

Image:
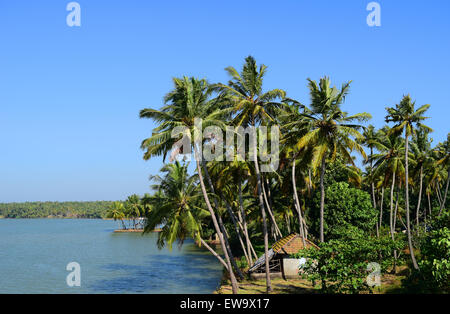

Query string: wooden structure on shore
248 233 318 279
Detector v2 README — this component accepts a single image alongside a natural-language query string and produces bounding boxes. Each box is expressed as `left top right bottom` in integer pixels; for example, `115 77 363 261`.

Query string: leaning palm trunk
252 127 272 293
238 181 257 262
404 133 419 270
261 178 282 239
217 213 245 280
416 166 423 230
193 145 239 294
319 158 326 243
201 160 244 280
292 159 307 248
199 237 229 270
221 193 251 266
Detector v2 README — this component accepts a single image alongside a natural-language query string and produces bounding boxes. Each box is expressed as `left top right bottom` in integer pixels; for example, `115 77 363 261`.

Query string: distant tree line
0 201 115 218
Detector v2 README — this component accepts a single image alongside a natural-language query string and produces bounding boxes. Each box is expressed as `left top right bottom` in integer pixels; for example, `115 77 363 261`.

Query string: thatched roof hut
248 233 318 276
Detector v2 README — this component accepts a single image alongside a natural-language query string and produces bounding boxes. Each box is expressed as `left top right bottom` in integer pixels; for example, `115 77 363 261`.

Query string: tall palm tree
385 94 432 270
296 77 371 242
280 102 312 247
139 76 239 293
410 129 433 229
435 134 449 215
359 125 384 236
372 127 406 273
214 56 287 292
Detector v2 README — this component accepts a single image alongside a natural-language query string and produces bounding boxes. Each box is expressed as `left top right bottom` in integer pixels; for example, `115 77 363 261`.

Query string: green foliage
144 162 209 250
0 201 114 218
404 211 450 293
295 232 402 294
310 182 377 239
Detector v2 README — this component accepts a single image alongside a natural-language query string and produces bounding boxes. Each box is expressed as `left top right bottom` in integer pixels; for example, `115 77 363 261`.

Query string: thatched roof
248 233 318 273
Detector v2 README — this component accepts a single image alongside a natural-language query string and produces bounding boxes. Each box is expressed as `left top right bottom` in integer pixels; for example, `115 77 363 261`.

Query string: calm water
0 219 222 293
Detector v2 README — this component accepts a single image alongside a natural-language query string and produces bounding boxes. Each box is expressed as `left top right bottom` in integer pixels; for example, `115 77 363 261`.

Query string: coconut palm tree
279 102 312 247
410 129 433 229
144 162 231 270
385 94 432 270
139 76 239 293
359 125 384 236
107 202 126 230
214 56 287 292
434 134 449 215
124 194 143 229
296 77 371 242
372 127 406 272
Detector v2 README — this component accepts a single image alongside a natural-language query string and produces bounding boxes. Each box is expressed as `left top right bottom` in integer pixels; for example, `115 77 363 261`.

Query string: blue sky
0 0 449 202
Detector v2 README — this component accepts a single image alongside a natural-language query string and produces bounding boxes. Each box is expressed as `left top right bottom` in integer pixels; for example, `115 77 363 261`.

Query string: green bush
310 182 377 240
295 231 402 294
404 211 450 293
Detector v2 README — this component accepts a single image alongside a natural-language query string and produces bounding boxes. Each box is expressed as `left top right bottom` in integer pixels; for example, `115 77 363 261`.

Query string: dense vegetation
0 201 114 218
131 56 448 294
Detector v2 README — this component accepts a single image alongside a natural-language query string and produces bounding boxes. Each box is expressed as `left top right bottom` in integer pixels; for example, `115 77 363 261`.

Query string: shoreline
113 228 162 233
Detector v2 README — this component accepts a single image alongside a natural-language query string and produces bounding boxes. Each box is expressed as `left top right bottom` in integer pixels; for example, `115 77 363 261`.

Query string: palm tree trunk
292 159 307 248
319 157 326 243
416 166 423 230
200 159 244 280
217 213 245 280
404 133 419 270
193 145 239 294
428 191 432 217
370 147 379 237
252 127 272 293
389 171 397 273
199 237 229 270
436 186 443 209
439 168 449 216
286 214 291 234
379 187 384 235
308 169 313 192
238 181 257 262
394 190 399 232
261 178 282 239
221 193 251 266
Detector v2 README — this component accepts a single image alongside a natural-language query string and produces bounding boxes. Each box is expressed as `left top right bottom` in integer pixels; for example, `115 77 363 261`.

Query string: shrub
295 231 402 294
404 211 450 293
310 182 377 240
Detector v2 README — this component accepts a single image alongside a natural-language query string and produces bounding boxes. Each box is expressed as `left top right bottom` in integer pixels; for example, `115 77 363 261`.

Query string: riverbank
215 266 407 294
113 228 162 233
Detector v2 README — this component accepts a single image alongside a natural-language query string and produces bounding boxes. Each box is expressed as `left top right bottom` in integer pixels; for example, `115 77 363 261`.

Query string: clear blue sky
0 0 449 202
